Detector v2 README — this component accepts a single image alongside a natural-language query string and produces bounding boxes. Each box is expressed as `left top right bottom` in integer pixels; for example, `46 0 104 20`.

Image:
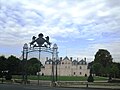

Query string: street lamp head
23 43 28 50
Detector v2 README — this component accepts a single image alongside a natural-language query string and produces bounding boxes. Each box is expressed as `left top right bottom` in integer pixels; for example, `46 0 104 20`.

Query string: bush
87 74 94 82
0 72 2 78
5 73 12 80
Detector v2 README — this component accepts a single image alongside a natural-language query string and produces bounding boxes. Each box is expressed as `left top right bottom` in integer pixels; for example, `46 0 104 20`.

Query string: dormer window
50 61 52 64
83 62 85 64
46 61 51 64
79 62 82 64
46 62 49 64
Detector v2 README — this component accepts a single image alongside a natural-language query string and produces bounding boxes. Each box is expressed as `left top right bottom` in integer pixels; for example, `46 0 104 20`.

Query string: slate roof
78 59 87 65
45 56 87 65
45 59 52 64
72 60 78 65
63 56 69 60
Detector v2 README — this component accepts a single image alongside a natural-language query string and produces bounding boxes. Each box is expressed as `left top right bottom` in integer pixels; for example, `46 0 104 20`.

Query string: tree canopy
94 49 113 67
91 49 113 76
27 58 42 75
0 55 43 76
7 55 21 74
0 56 7 71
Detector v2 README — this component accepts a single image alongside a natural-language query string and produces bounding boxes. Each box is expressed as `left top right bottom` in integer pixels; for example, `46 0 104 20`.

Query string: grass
28 75 51 80
12 75 108 81
58 76 87 81
94 76 108 81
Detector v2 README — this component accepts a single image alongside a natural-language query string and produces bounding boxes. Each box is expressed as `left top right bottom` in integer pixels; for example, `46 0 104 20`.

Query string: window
46 62 49 64
80 72 82 75
80 66 82 69
83 62 86 65
74 72 75 75
50 62 52 64
79 62 82 64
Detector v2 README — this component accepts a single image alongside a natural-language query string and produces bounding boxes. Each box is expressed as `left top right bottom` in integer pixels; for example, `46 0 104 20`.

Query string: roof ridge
63 56 69 60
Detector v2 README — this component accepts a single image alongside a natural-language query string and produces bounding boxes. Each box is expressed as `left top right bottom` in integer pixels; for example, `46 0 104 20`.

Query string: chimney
70 57 72 61
60 57 62 61
46 57 48 61
84 57 86 62
77 57 79 61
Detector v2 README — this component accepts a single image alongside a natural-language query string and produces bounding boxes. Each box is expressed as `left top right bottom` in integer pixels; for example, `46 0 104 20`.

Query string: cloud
64 41 120 62
90 41 120 62
0 0 120 62
1 0 120 41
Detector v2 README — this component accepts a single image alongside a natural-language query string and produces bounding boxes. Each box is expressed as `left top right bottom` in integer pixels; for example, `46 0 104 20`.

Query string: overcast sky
0 0 120 62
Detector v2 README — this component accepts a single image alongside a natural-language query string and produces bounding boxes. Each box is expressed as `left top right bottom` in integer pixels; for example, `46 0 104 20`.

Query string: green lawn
12 75 108 81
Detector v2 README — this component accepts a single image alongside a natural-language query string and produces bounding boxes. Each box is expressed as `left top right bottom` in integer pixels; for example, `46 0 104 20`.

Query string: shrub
87 74 94 82
0 72 2 78
5 73 12 80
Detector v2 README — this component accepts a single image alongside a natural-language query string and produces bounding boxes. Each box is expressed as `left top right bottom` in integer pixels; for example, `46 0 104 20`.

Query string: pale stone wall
41 64 52 76
41 57 90 76
59 59 72 76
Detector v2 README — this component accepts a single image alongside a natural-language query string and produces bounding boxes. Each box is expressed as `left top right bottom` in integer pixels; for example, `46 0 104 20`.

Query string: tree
5 71 12 80
111 64 119 78
93 49 113 76
102 65 111 77
94 49 113 67
7 55 21 75
27 58 42 75
87 74 94 82
0 55 7 78
113 63 120 78
92 63 102 76
0 56 7 71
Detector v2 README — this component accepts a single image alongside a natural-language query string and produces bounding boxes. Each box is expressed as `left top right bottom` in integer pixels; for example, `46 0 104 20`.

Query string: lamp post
53 44 58 82
38 47 41 85
51 53 55 84
23 43 28 84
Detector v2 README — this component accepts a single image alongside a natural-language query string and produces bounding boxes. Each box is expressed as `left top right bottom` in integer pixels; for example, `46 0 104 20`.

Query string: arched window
46 62 49 64
50 61 52 64
80 72 82 75
74 72 75 75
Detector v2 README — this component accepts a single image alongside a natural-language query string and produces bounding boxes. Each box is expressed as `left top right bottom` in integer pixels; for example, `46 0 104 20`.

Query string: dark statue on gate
30 33 51 48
